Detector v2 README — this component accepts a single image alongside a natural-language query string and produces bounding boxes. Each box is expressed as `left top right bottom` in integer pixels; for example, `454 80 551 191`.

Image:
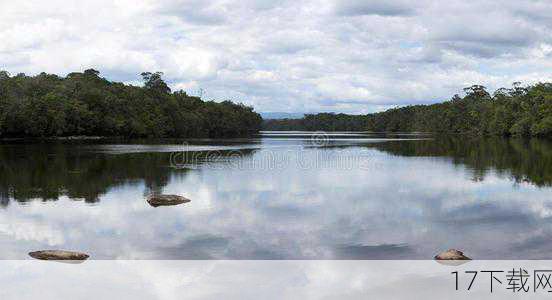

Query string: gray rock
147 194 191 207
434 249 471 260
29 250 89 261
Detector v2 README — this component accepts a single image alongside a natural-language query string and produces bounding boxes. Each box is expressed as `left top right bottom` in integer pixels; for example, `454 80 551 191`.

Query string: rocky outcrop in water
434 249 471 260
147 194 191 207
29 250 90 261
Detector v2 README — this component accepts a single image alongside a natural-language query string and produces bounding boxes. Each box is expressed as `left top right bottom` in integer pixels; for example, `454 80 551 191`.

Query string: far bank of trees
0 70 262 138
263 83 552 137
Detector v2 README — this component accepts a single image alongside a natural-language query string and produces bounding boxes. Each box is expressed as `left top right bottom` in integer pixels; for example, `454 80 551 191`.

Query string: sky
0 0 551 114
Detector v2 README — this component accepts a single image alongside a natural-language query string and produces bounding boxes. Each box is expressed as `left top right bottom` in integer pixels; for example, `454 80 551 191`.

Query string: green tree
141 72 171 94
0 70 261 138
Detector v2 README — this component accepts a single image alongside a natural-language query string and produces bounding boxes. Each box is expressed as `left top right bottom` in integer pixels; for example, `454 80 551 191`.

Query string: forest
3 71 552 138
263 83 552 137
0 70 262 138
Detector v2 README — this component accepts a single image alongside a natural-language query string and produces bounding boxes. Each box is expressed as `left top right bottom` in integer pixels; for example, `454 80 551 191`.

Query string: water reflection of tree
0 144 255 206
367 137 552 187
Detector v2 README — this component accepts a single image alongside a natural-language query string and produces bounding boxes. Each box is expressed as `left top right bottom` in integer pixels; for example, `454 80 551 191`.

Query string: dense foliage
263 83 552 137
0 70 262 138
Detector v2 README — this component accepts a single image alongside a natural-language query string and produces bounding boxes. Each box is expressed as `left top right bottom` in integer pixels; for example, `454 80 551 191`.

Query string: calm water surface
1 132 552 259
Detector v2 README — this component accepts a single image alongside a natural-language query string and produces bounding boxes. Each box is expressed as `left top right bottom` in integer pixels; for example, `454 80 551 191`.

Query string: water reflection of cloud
2 141 552 259
334 244 415 260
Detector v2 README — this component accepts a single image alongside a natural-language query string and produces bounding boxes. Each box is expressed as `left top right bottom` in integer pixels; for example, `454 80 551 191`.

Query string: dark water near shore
1 132 552 259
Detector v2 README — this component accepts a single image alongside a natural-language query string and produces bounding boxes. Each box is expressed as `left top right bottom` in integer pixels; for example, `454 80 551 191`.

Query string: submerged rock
434 249 471 260
147 194 191 207
29 250 89 261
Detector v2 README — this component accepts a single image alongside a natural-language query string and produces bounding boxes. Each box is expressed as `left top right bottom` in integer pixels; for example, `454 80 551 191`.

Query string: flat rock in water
434 249 471 260
29 250 89 261
147 194 191 207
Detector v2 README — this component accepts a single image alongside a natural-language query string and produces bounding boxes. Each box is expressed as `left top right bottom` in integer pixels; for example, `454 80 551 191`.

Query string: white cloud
0 0 551 113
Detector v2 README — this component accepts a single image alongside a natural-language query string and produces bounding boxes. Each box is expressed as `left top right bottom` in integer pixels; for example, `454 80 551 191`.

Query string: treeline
0 70 262 138
263 113 368 131
263 83 552 137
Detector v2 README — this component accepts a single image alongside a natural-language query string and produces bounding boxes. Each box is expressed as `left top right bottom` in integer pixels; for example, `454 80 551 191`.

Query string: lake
1 132 552 259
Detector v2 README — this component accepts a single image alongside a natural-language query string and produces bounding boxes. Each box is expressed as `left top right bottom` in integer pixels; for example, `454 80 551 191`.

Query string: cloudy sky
0 0 551 113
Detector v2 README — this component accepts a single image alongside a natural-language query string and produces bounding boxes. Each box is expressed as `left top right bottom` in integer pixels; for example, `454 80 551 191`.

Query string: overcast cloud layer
0 0 551 113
